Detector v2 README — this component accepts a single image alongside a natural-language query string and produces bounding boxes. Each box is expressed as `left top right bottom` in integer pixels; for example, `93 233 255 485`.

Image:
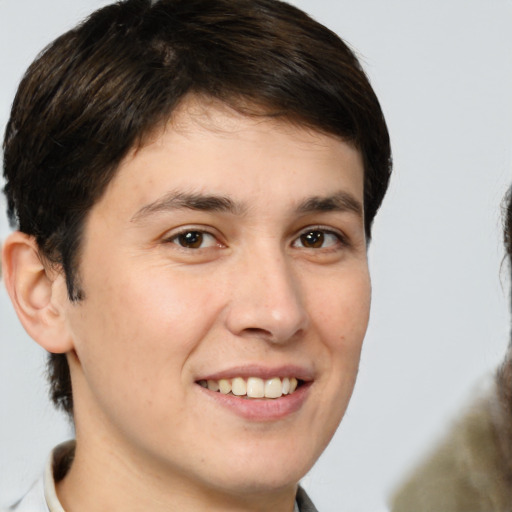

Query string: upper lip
197 364 314 382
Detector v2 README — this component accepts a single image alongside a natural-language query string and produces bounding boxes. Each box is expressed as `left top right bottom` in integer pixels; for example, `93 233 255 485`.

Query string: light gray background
1 1 511 511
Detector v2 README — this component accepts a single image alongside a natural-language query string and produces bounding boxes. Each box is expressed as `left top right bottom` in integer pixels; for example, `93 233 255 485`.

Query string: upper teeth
198 377 298 399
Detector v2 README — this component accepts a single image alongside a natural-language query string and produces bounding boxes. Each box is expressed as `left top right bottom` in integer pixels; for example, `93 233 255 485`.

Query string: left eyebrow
296 191 363 218
131 190 246 223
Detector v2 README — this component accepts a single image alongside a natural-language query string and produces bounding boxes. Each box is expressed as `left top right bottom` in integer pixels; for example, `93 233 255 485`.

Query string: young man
1 0 391 510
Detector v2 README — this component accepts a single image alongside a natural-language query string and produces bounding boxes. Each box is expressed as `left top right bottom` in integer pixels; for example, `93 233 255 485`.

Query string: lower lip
197 382 312 422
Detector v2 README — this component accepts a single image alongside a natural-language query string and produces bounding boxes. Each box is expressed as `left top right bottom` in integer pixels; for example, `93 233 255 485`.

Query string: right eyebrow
130 191 246 223
296 191 363 218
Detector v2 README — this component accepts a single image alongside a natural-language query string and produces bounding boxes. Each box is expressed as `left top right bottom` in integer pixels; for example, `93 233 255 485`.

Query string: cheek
70 267 224 397
301 272 371 453
312 269 371 350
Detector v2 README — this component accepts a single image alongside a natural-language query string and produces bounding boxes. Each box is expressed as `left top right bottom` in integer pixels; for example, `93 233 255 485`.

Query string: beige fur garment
390 361 512 512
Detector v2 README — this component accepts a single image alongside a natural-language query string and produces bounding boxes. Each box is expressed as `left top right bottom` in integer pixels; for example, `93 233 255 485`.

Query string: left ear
2 231 74 354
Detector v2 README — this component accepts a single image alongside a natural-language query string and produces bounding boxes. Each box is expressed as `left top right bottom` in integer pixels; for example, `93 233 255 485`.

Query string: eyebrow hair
296 191 363 217
131 189 363 223
131 191 244 222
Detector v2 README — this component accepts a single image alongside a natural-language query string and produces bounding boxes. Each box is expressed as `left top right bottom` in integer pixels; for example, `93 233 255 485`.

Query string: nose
224 247 309 344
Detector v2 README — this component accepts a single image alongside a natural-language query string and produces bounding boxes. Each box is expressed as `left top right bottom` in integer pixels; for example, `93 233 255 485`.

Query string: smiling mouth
197 377 301 399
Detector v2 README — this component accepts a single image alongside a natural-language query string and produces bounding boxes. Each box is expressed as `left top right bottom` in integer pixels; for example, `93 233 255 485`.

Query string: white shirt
8 448 64 512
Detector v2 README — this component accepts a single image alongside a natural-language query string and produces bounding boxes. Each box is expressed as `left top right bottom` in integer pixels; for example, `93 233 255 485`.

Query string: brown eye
300 231 325 248
177 231 204 248
170 230 219 249
293 229 342 250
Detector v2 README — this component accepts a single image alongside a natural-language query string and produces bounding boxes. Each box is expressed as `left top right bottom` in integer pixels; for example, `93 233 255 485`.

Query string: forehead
94 97 365 219
143 96 356 156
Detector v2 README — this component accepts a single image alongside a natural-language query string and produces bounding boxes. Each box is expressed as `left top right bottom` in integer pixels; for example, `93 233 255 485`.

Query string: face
62 100 370 499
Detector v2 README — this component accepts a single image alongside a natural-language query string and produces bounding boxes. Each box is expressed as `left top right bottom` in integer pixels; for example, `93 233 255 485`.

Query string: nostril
242 327 273 338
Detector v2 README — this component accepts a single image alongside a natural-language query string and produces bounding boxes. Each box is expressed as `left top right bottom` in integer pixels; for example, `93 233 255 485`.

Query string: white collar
43 445 67 512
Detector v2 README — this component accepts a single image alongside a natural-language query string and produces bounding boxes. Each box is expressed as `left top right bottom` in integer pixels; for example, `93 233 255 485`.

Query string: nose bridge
226 239 308 343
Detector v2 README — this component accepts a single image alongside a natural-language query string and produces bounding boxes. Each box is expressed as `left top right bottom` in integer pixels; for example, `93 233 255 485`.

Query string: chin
208 470 302 499
202 445 315 495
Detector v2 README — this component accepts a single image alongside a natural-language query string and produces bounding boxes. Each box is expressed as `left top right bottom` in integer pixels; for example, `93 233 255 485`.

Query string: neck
56 436 298 512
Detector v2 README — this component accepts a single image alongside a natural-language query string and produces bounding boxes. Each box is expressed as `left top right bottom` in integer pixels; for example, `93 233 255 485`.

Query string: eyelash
292 226 348 251
164 228 222 250
163 226 347 251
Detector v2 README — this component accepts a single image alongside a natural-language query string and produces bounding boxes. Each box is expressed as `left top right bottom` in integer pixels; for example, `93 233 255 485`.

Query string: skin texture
4 99 370 512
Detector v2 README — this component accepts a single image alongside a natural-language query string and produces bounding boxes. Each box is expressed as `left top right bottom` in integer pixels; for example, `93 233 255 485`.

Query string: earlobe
2 231 74 354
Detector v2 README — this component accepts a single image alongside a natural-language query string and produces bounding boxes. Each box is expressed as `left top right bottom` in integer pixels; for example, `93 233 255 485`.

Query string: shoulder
4 440 74 512
5 476 48 512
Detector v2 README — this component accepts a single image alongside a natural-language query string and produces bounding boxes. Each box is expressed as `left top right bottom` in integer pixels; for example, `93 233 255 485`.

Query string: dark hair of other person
497 188 512 451
2 0 392 417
